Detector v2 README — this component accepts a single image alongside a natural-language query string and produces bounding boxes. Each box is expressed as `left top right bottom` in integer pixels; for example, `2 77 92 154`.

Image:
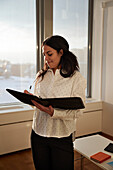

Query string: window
53 0 88 79
0 0 93 106
53 0 93 97
0 0 36 105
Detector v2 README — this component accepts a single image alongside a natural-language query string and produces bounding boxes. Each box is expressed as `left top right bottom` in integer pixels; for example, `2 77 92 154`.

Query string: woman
25 35 86 170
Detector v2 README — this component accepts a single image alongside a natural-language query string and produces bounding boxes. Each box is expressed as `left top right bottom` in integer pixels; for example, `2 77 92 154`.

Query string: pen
29 79 42 99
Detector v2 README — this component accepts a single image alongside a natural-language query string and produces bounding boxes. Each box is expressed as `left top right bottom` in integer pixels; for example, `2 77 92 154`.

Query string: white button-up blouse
32 69 86 138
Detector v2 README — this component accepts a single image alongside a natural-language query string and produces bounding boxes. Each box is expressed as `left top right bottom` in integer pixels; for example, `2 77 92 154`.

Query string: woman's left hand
31 100 54 117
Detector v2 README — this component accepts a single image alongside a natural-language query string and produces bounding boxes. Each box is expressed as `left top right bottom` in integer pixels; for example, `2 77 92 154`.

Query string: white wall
0 101 102 155
92 0 113 136
92 0 103 100
0 105 34 155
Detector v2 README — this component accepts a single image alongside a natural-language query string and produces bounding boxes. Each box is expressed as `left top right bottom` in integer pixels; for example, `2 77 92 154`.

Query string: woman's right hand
24 90 33 95
24 90 34 108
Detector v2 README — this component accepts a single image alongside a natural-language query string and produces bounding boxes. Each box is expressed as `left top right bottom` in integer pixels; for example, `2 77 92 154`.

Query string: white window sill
85 98 103 112
0 99 103 126
0 103 34 114
0 104 34 126
0 98 103 115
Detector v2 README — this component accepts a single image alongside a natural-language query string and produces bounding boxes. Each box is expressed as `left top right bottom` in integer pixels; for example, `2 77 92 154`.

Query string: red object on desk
90 152 111 163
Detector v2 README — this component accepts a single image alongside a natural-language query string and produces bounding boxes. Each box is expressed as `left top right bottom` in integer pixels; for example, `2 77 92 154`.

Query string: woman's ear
59 49 63 56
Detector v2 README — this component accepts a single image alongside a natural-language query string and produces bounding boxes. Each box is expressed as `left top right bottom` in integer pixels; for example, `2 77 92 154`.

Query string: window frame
87 0 94 98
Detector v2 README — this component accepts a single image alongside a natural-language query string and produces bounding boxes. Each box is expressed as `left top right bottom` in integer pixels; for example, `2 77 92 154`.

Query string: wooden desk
74 134 113 170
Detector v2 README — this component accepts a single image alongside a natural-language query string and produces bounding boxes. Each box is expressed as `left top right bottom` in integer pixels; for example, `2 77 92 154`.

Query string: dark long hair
39 35 79 78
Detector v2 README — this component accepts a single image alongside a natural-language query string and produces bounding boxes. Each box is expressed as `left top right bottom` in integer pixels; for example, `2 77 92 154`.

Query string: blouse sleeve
51 73 87 120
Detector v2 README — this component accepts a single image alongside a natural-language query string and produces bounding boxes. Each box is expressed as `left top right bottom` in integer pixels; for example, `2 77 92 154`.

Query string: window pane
0 0 36 105
53 0 88 80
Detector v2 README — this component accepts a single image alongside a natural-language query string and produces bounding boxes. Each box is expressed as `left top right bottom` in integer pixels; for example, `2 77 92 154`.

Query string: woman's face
43 45 63 70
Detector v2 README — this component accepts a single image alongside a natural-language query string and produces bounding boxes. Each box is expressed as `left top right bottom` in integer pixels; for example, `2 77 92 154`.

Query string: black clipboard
6 88 85 110
104 143 113 153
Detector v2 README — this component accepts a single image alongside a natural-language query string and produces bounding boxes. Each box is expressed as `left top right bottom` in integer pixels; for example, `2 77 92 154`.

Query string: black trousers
31 130 74 170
